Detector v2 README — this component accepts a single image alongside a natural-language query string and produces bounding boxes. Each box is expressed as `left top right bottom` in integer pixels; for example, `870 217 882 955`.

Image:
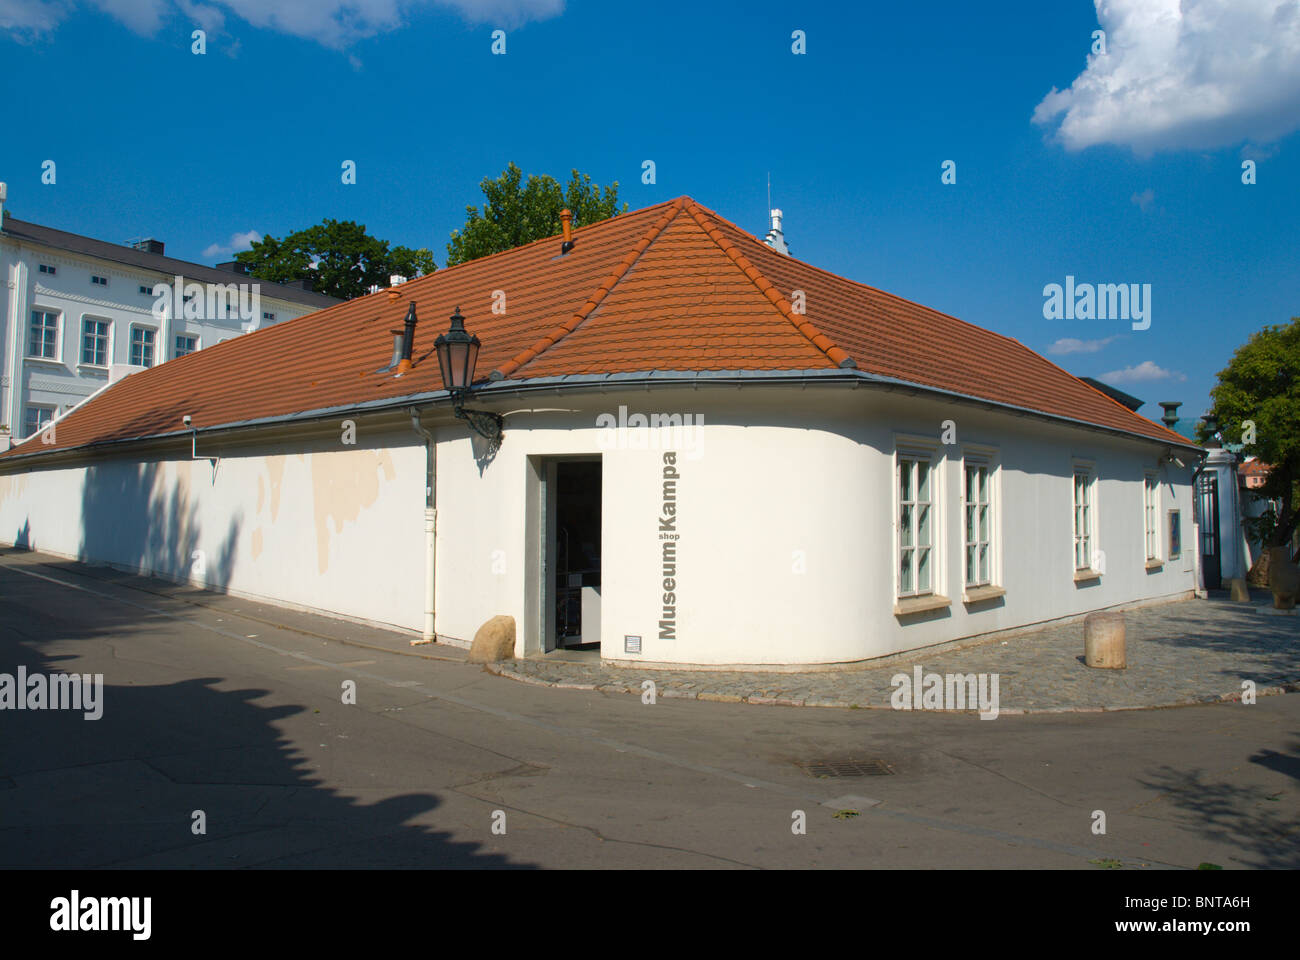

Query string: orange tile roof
3 196 1193 461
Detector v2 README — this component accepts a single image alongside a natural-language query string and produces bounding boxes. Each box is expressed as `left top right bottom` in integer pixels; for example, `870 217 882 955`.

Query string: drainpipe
409 407 436 643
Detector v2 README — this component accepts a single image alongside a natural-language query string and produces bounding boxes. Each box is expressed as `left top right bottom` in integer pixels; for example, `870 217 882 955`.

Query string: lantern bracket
450 389 504 446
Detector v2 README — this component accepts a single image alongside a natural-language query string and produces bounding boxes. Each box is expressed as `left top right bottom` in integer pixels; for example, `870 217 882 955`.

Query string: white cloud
203 229 261 259
1130 187 1154 211
1241 141 1280 161
90 0 167 33
1048 335 1119 355
3 0 563 46
1033 0 1300 153
1098 360 1187 384
0 0 68 37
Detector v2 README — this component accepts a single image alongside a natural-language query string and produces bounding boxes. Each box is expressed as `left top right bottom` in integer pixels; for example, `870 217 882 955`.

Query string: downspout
409 407 436 643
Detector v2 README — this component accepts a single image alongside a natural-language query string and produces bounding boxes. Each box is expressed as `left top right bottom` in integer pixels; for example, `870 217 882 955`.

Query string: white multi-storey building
0 182 339 444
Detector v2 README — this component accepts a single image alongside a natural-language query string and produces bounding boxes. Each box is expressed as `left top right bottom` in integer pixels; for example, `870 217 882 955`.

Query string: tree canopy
445 163 626 266
235 219 435 301
1200 317 1300 547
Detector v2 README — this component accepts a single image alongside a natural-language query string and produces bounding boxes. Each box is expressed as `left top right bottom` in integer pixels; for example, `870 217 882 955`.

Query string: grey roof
0 212 341 309
1079 376 1144 413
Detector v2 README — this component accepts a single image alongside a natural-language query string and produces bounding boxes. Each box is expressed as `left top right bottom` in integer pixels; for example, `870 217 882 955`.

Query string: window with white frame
81 317 110 366
174 334 198 358
898 452 935 597
129 326 156 367
91 275 108 287
23 405 55 439
28 310 59 359
1143 473 1161 562
963 459 992 587
1072 467 1096 571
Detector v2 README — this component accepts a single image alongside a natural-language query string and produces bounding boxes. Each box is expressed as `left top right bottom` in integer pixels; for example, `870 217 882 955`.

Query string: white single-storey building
0 197 1203 666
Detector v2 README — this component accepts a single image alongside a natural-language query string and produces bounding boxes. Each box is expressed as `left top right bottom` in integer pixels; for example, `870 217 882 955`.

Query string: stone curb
484 663 1300 714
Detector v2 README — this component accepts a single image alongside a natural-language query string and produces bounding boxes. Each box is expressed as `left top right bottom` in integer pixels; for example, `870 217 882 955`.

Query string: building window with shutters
1072 463 1098 576
23 405 55 439
28 310 60 360
963 458 993 588
129 326 156 367
81 317 110 366
897 452 935 598
1143 472 1161 564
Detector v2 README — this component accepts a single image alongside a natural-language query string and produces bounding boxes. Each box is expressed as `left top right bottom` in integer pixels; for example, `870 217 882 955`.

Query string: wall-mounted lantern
434 307 503 444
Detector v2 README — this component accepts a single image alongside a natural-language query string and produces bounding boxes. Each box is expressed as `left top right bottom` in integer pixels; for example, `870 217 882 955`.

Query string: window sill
963 585 1006 604
1073 568 1102 583
1144 560 1163 571
76 364 109 375
894 594 951 616
23 356 66 368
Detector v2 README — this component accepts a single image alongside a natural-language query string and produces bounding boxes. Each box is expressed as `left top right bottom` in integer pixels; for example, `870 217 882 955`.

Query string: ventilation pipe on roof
395 302 418 374
0 182 7 224
763 208 789 255
1158 401 1181 429
560 208 574 254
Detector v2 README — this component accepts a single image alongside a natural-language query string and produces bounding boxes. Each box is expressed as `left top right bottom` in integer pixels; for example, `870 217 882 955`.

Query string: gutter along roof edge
0 368 1203 467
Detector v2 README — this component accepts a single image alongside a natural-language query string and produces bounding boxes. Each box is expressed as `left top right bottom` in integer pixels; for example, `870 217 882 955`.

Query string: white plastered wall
0 429 426 632
431 386 1196 665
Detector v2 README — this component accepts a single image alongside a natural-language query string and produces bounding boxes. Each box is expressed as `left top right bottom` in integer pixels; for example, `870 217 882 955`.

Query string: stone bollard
1084 611 1126 669
468 614 516 663
1228 578 1251 602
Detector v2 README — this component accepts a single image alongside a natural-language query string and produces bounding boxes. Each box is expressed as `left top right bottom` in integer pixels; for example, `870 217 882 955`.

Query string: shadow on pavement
0 553 531 868
1139 736 1300 869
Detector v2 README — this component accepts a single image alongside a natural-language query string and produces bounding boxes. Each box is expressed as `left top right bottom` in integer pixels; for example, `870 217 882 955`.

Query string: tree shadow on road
1138 737 1300 869
0 555 532 869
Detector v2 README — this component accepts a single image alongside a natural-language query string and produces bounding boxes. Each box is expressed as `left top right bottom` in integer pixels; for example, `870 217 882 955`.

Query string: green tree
446 163 626 266
1199 317 1300 548
235 219 435 301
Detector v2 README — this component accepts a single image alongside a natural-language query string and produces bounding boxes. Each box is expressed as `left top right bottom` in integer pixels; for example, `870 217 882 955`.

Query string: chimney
390 274 408 287
217 260 249 275
0 182 6 226
396 302 418 374
560 208 574 254
1200 411 1221 448
131 237 165 255
763 208 789 255
1158 401 1181 429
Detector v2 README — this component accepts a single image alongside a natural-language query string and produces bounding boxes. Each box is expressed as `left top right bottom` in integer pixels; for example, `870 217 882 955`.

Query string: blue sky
3 0 1297 422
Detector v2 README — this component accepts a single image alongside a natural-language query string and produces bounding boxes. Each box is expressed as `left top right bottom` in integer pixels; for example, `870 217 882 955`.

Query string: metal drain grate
795 759 893 778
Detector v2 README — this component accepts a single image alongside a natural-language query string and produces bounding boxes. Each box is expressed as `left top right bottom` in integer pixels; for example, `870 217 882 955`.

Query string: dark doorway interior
553 460 601 648
1196 472 1221 590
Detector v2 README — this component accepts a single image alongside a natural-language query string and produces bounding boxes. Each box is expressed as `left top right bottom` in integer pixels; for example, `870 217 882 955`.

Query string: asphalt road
1 550 1296 869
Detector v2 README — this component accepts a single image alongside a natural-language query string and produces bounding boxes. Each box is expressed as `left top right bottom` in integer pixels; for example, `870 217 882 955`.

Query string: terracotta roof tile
3 195 1192 460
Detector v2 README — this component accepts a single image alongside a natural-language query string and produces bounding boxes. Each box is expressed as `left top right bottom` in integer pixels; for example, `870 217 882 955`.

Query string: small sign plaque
624 635 642 654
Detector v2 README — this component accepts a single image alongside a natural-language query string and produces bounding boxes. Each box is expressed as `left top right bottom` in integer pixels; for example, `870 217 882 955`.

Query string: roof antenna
763 174 789 255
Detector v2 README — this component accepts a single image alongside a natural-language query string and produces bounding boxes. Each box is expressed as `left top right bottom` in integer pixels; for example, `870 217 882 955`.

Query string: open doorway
542 458 602 651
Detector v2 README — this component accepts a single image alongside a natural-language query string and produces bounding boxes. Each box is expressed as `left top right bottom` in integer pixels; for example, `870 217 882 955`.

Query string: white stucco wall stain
311 449 396 574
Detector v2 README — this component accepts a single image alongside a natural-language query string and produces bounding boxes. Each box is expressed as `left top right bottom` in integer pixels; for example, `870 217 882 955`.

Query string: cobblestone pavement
489 596 1300 713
